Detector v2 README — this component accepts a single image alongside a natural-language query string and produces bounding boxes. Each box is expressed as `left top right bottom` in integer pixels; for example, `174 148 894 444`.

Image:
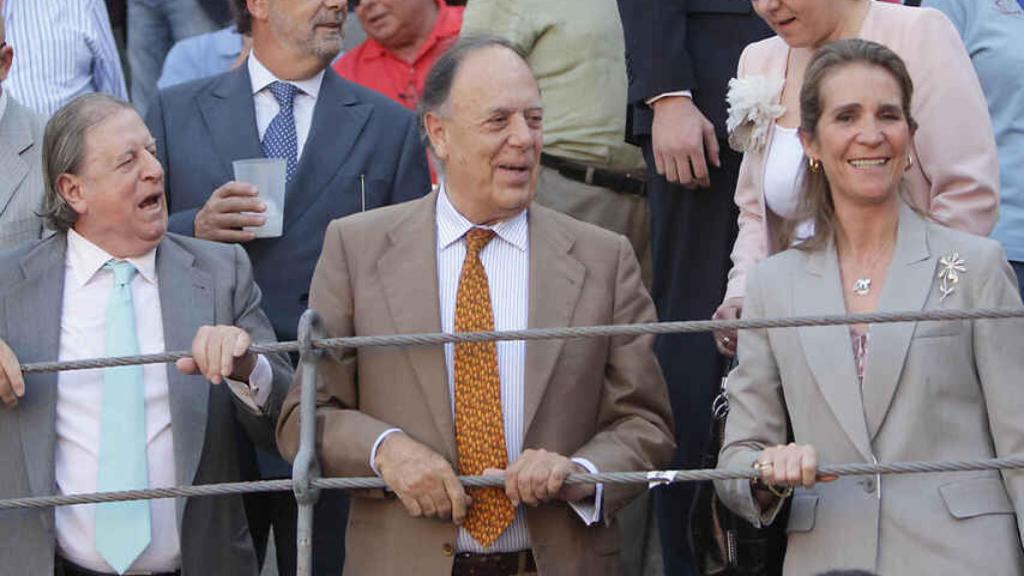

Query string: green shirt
461 0 646 173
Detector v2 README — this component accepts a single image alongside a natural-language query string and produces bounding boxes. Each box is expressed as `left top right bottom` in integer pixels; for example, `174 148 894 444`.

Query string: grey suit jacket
716 204 1024 575
0 232 293 575
0 96 46 249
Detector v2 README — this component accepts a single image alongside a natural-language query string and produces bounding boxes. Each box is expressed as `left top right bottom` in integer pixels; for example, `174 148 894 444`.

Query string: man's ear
423 111 449 163
56 173 88 217
246 0 269 22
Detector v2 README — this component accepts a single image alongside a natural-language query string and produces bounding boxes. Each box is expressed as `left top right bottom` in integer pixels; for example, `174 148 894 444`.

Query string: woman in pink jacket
712 0 999 355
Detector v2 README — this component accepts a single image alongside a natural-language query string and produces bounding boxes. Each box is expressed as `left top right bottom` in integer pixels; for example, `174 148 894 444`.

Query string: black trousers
640 139 743 576
245 489 349 575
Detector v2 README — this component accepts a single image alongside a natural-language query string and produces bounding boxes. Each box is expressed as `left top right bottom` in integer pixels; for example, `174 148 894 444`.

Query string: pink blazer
725 1 999 301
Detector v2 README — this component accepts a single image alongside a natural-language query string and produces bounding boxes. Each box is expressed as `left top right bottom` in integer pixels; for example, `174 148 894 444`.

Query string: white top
369 186 602 553
763 124 815 243
55 230 272 573
763 125 806 221
247 54 323 161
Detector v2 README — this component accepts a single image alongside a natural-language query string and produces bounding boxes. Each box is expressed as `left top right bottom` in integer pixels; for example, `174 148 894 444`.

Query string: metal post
293 310 324 576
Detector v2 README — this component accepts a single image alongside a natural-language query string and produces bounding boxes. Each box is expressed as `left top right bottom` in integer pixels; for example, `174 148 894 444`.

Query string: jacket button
442 543 454 556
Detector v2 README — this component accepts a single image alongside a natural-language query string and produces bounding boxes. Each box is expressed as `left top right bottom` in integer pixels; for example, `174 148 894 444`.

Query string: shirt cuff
568 457 603 526
645 90 694 107
225 354 272 413
369 428 403 476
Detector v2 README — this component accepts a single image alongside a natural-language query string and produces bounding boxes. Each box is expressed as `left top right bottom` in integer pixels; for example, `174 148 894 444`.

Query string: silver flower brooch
937 252 967 301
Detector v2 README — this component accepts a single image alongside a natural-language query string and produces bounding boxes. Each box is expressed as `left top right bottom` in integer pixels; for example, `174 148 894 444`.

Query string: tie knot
268 81 300 109
465 228 495 255
105 260 137 287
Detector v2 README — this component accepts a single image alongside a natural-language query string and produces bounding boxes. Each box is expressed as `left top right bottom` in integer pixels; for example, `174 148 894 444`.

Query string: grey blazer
716 205 1024 575
0 232 293 575
0 96 46 249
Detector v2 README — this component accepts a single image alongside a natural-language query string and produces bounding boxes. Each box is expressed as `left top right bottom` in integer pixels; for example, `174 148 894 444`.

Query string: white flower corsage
725 76 786 153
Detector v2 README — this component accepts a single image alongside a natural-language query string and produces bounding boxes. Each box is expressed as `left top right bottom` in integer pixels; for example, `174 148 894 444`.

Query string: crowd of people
0 0 1022 575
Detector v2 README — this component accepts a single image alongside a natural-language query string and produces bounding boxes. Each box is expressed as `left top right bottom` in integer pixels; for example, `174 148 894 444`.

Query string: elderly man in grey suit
0 5 47 248
0 94 292 576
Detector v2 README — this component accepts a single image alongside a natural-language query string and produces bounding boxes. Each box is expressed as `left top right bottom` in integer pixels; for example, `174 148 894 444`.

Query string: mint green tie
94 260 151 574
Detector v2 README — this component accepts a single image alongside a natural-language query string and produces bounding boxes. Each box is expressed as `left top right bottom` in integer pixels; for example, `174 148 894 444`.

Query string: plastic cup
232 158 286 238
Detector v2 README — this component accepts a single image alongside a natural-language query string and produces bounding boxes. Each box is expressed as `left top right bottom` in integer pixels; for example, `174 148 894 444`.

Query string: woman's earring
808 158 821 172
905 152 914 172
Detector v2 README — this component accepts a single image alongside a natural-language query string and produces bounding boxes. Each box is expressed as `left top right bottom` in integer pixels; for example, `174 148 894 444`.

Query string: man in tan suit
277 36 674 575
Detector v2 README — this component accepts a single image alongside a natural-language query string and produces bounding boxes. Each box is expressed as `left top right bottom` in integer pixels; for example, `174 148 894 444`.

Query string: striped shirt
437 185 533 553
436 186 601 553
1 0 128 117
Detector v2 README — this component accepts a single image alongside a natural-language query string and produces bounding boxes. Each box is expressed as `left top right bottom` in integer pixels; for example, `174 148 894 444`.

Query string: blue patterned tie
261 81 300 183
94 260 151 574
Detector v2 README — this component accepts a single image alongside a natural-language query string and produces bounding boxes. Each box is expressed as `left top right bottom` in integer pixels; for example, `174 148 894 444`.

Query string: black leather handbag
689 365 788 576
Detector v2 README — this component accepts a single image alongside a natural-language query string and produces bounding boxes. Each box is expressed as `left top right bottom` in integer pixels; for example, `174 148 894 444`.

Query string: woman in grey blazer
716 39 1024 575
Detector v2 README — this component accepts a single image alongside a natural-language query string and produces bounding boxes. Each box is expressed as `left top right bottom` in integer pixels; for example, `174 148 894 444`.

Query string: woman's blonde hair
783 38 918 251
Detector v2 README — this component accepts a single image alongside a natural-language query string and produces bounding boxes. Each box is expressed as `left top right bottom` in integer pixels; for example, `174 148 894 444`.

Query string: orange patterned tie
454 228 515 547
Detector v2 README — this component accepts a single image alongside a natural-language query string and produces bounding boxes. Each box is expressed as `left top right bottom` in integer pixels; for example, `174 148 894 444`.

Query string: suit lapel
198 67 264 179
156 239 213 507
8 238 66 498
794 242 874 461
523 206 584 438
285 73 372 228
376 194 453 458
862 205 932 440
0 105 32 217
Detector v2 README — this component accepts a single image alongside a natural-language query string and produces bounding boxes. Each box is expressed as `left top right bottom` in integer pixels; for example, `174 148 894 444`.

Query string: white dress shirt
371 186 602 553
55 230 271 573
248 53 323 161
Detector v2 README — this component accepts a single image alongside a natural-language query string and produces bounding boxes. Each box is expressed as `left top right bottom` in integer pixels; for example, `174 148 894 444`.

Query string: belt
56 558 179 576
451 550 537 576
540 153 646 197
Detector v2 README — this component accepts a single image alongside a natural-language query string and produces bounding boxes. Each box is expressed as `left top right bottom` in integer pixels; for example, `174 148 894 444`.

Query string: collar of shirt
364 0 462 65
435 182 528 252
0 89 8 126
247 52 325 100
66 229 158 288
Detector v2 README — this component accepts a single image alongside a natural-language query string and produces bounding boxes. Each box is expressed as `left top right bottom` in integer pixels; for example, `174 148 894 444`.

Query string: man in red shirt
334 0 463 110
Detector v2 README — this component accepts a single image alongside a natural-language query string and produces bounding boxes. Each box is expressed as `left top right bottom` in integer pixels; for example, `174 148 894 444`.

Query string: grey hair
41 93 134 231
416 34 527 155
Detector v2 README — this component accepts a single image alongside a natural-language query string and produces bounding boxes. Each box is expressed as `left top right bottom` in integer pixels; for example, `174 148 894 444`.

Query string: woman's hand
712 297 744 357
755 443 821 489
750 443 834 510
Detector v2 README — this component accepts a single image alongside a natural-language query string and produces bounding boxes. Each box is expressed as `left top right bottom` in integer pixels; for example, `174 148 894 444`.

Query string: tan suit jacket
277 192 674 575
725 1 1000 300
717 204 1024 575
